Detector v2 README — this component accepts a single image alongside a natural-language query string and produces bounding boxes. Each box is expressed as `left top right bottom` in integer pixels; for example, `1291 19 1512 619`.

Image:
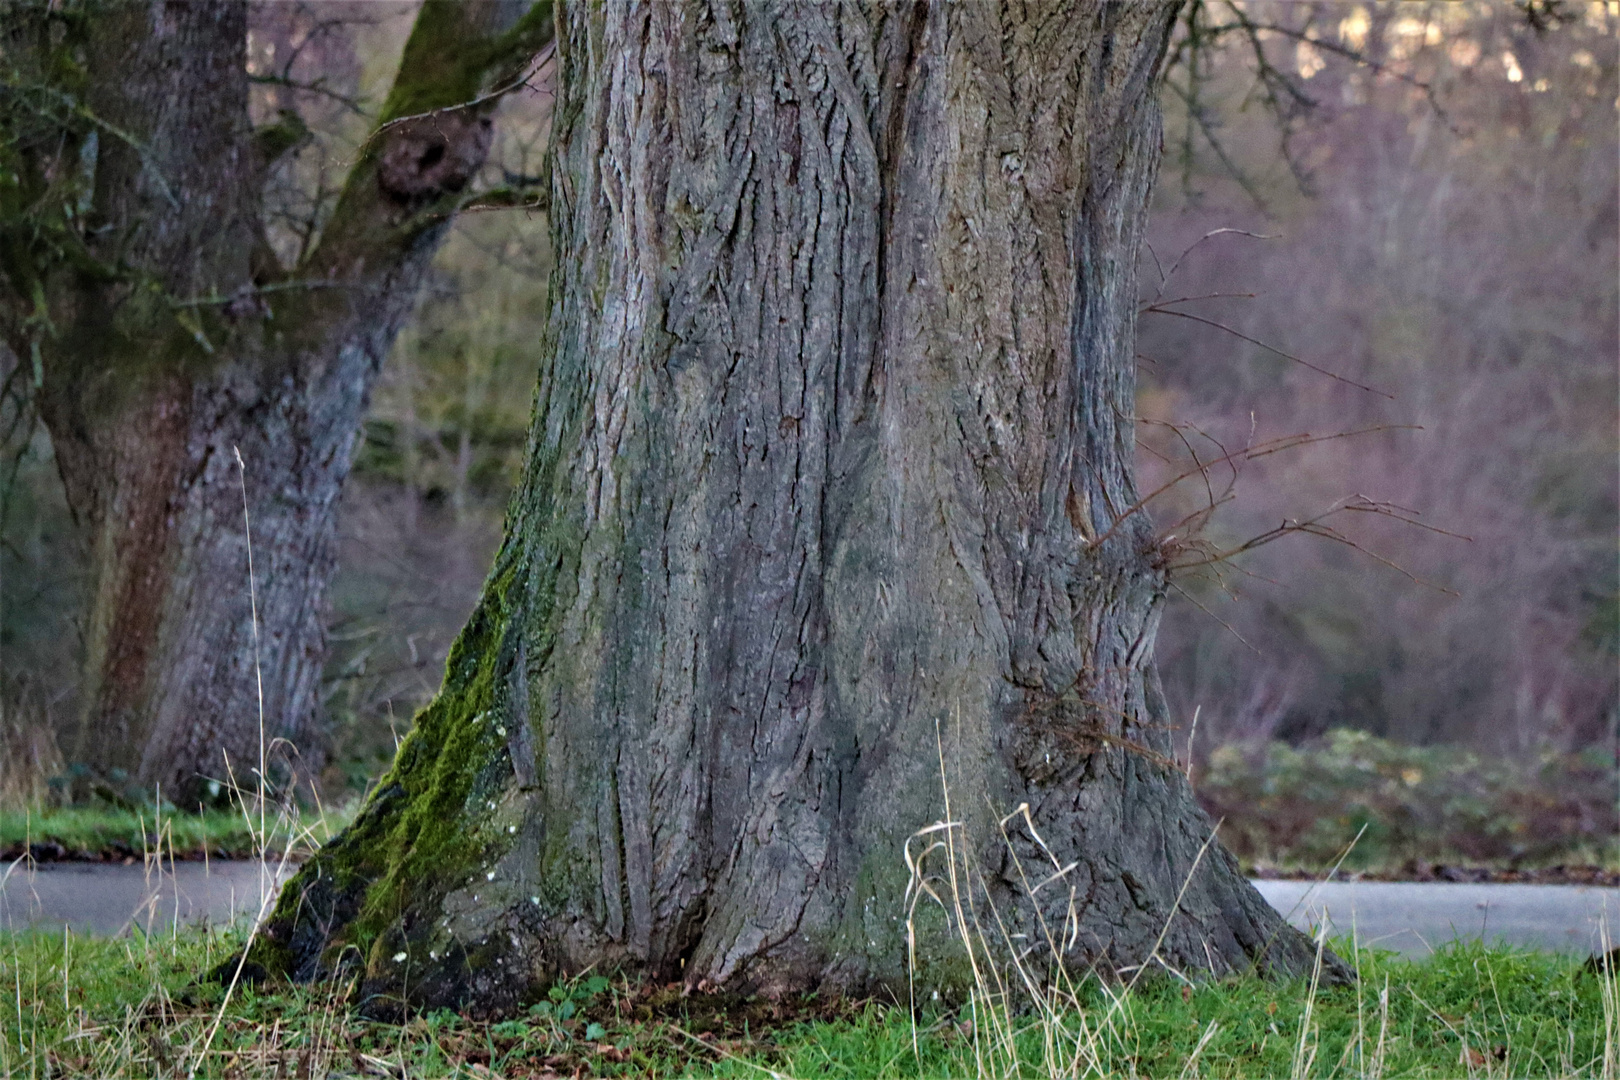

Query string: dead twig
1140 305 1394 399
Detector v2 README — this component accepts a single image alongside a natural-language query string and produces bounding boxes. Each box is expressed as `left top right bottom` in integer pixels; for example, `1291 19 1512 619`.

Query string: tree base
252 749 1349 1019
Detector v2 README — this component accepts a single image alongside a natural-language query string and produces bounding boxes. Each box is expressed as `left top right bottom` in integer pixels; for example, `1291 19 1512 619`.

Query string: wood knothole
377 112 494 204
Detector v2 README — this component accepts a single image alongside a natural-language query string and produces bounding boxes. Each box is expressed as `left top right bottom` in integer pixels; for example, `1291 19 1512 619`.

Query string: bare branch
1142 291 1257 310
1166 495 1462 596
1100 424 1420 549
249 73 369 117
1153 227 1276 303
1141 305 1394 399
1216 8 1460 136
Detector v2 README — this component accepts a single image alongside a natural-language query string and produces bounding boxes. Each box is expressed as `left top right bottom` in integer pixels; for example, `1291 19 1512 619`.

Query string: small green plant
527 973 613 1032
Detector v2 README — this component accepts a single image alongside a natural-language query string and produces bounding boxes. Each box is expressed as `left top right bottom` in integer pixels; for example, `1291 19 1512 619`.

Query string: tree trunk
261 0 1342 1015
5 2 553 805
39 268 441 805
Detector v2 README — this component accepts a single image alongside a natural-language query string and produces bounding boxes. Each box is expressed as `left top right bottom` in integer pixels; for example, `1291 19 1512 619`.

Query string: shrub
1199 729 1620 872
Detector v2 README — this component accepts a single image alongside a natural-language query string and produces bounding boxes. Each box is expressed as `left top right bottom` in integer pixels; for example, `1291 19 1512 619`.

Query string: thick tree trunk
7 2 552 805
262 0 1342 1014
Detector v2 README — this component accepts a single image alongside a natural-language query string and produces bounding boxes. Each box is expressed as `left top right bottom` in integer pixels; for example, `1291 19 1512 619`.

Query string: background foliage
1201 728 1619 873
0 3 1613 872
1141 1 1618 757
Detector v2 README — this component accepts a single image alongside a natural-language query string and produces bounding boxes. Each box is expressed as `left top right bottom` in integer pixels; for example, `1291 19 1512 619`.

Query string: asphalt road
1251 878 1620 958
4 862 1618 960
0 859 295 937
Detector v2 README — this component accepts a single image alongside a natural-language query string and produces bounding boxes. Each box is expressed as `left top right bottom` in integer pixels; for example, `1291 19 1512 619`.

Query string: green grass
2 922 1616 1077
0 804 354 862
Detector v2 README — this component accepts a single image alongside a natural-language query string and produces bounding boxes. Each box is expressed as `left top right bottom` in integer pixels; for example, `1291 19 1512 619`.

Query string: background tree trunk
262 0 1340 1014
4 1 553 805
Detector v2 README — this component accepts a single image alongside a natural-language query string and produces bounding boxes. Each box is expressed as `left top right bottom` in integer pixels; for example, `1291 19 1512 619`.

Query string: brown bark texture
0 1 553 804
260 0 1343 1016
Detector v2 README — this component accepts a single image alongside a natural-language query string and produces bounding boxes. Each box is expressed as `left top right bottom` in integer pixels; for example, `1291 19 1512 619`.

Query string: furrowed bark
259 0 1343 1016
7 1 554 804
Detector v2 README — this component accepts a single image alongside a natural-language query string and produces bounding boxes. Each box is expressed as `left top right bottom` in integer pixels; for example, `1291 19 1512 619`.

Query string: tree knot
377 112 494 205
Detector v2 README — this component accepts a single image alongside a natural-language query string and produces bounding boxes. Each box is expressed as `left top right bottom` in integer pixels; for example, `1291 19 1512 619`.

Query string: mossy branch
378 1 555 125
303 1 555 281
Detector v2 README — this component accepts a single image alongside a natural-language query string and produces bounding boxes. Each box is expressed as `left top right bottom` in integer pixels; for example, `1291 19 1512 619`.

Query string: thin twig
1095 425 1418 549
1170 580 1262 657
1154 229 1276 305
365 42 556 147
1140 305 1394 398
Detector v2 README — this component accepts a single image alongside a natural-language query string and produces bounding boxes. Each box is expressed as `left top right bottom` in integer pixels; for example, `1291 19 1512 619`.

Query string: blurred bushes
0 696 64 810
1144 1 1618 753
1200 729 1619 872
0 399 79 805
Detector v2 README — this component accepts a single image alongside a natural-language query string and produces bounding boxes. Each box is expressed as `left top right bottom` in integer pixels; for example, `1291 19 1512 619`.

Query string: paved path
4 863 1618 960
0 860 295 936
1253 879 1620 958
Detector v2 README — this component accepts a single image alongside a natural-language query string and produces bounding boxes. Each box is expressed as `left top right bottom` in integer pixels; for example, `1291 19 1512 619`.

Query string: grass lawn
2 919 1616 1078
0 804 354 862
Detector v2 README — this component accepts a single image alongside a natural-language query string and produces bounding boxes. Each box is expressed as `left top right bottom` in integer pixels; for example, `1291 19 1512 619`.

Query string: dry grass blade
192 448 292 1077
902 728 1269 1080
